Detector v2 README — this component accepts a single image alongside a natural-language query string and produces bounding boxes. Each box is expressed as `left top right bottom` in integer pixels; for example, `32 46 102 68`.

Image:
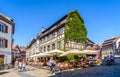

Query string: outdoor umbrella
30 54 38 58
47 49 64 55
82 50 98 54
59 49 85 57
37 52 52 57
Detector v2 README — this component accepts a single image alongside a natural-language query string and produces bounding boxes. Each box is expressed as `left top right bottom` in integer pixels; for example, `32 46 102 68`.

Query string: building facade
12 45 21 58
26 12 94 59
102 36 120 58
12 45 26 60
26 15 67 59
0 13 14 64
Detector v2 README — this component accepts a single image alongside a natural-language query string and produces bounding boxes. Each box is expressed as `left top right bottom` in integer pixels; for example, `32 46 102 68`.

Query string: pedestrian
22 58 26 71
14 59 19 70
18 60 22 72
109 52 115 65
12 58 15 68
49 57 56 73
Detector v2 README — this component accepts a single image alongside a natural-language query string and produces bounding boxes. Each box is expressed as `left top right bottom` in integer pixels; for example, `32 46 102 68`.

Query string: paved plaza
0 65 52 77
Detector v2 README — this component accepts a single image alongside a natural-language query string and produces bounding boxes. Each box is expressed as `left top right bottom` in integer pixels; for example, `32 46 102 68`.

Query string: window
39 39 42 44
47 45 50 51
0 23 8 33
119 42 120 47
42 38 45 43
0 38 8 48
52 43 55 50
44 46 46 52
45 36 47 41
52 32 55 38
47 35 50 40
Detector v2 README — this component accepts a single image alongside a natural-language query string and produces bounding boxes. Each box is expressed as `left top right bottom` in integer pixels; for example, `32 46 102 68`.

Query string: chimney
42 27 45 32
11 19 13 22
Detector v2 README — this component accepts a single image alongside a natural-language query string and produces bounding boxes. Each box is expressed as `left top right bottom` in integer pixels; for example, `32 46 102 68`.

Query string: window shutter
5 39 8 48
0 39 1 47
0 24 1 31
2 25 4 32
5 26 8 33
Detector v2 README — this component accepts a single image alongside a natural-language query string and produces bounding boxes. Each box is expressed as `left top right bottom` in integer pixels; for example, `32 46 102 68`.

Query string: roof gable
102 36 120 47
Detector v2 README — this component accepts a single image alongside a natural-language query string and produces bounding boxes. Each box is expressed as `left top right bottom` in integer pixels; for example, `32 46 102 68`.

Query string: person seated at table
103 56 107 66
56 61 61 68
89 56 94 66
55 61 61 72
109 52 115 65
107 55 111 65
81 58 86 68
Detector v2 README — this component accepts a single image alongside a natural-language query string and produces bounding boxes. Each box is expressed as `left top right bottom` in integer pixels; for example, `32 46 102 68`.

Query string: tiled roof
12 45 18 50
0 13 15 34
86 38 95 44
27 15 67 48
12 45 26 52
19 47 26 52
102 36 120 47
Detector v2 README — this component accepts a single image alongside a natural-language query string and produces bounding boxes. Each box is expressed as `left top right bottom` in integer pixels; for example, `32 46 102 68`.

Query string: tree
65 10 87 49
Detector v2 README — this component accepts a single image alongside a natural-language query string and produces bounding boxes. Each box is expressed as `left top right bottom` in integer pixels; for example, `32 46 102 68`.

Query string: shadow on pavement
49 63 120 77
25 68 36 72
0 71 9 75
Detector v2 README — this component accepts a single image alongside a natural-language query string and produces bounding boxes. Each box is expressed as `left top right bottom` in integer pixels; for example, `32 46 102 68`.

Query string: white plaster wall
0 19 13 64
116 38 120 48
0 20 12 52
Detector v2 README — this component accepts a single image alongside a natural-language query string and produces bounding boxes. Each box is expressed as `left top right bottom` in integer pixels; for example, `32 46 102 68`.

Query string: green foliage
58 56 69 62
67 55 75 62
65 10 87 43
58 54 86 62
57 41 62 50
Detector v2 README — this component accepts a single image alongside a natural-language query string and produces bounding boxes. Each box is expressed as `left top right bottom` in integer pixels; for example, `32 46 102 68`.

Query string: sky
0 0 120 46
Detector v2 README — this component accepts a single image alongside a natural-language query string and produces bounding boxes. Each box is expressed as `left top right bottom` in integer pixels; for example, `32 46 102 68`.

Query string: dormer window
0 23 8 33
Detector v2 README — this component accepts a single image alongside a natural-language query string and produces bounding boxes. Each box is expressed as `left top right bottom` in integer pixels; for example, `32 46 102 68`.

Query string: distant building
19 47 26 58
26 11 94 59
102 36 120 58
0 13 15 65
95 43 102 58
85 39 95 49
12 45 26 61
